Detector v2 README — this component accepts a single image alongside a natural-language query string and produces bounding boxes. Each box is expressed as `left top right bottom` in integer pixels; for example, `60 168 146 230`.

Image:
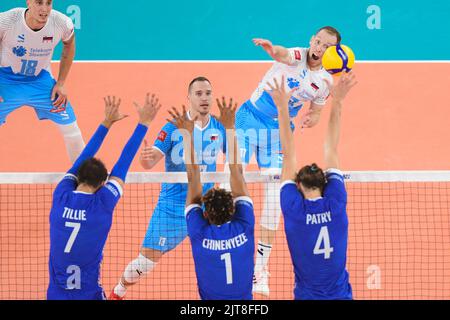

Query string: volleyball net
1 171 449 300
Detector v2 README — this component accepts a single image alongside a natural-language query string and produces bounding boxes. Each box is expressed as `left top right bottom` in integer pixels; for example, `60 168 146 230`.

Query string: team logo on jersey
294 50 302 60
157 130 167 142
287 77 300 89
12 46 27 57
311 83 319 91
17 34 25 43
42 36 54 43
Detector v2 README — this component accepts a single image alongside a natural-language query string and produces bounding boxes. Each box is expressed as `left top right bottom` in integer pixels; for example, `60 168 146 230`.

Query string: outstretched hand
253 38 274 56
265 75 297 113
102 95 128 128
215 96 237 129
167 105 197 135
324 71 358 102
134 93 162 126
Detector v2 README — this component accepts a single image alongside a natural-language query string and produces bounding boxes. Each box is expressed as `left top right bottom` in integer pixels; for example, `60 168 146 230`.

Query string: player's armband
105 180 123 198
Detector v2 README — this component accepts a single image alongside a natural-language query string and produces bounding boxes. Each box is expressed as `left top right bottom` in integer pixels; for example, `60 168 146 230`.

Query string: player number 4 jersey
0 8 74 79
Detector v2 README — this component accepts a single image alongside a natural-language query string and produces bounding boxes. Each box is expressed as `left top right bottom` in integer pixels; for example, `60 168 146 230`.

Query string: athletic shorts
236 100 295 169
142 199 187 252
0 67 76 125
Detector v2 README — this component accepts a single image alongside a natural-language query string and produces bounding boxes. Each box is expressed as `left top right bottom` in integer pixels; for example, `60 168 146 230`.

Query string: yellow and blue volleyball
322 44 355 76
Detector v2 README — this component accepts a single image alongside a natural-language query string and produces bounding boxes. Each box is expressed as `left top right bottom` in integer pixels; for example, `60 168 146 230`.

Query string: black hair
295 163 326 194
77 158 108 189
202 188 234 225
188 76 211 93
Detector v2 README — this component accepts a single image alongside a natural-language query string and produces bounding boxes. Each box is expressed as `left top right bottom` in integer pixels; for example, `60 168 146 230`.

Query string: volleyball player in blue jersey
110 77 227 300
171 99 255 300
270 72 357 299
239 27 341 297
47 94 161 300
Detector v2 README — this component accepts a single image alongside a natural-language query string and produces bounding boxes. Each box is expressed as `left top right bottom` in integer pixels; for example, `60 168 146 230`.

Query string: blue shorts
47 284 106 300
142 200 187 252
236 100 294 169
0 67 77 126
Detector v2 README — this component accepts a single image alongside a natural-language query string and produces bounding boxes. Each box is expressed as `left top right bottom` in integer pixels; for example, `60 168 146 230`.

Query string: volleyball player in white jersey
0 1 84 162
236 26 340 296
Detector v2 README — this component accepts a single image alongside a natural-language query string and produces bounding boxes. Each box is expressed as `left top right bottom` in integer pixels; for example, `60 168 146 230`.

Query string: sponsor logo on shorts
159 237 166 246
12 46 27 57
50 105 67 113
157 130 167 142
277 153 284 163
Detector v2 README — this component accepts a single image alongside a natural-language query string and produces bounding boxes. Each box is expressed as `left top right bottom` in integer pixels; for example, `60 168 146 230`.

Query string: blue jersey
280 169 352 300
48 174 122 293
153 113 226 205
185 196 255 300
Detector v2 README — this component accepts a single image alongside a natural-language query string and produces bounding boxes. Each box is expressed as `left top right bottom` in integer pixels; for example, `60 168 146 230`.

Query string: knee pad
57 122 85 162
58 121 83 139
123 253 156 284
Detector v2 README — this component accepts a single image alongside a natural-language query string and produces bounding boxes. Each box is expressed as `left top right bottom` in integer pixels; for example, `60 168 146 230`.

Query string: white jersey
250 47 333 119
0 8 74 78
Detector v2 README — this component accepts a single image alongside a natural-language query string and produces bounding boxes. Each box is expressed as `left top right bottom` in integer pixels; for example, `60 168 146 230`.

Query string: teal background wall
2 0 449 60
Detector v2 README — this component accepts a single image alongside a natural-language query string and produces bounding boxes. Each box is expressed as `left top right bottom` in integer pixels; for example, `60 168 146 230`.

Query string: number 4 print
313 226 334 259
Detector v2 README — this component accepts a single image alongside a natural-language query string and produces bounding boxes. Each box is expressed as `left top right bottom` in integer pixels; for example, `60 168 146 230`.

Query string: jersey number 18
20 59 38 76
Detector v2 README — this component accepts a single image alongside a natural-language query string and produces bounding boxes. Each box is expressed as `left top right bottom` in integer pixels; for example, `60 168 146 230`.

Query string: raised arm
324 72 357 170
109 93 161 188
265 76 298 182
253 38 292 65
67 96 128 176
168 106 202 206
216 97 249 198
